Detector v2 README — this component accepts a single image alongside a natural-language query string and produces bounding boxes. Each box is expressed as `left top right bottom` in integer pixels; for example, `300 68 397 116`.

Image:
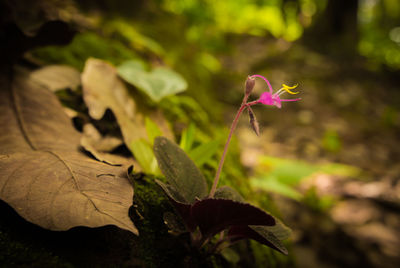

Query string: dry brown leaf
29 65 81 92
80 124 132 166
81 58 174 151
0 69 137 234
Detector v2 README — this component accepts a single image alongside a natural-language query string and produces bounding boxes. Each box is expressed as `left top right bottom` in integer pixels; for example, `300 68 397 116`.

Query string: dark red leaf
155 180 196 231
191 199 275 238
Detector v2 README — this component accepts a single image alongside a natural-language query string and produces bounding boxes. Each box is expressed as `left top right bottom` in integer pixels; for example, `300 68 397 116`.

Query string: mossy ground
130 174 224 267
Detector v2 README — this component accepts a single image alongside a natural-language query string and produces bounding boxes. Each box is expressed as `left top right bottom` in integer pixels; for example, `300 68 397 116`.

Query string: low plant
152 75 301 256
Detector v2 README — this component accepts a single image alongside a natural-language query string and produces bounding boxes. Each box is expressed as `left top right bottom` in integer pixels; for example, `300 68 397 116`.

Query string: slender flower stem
250 74 273 93
209 75 300 198
209 99 259 198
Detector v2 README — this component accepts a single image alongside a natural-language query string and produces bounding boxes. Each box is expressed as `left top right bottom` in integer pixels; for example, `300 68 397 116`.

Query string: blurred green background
1 0 400 267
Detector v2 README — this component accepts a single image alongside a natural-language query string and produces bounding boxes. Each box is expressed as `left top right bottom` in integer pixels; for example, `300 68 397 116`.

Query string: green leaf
257 156 318 185
188 140 219 167
145 117 163 144
250 177 303 201
250 226 288 255
262 218 292 241
228 225 288 255
179 123 195 152
214 186 245 202
130 139 159 174
153 137 208 203
155 180 187 204
104 19 165 56
117 60 187 102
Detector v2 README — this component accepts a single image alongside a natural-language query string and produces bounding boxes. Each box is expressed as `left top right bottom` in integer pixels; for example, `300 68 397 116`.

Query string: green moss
130 174 219 267
0 226 72 267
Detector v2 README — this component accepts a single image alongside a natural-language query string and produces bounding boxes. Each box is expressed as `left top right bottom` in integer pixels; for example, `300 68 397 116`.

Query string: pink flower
250 75 301 108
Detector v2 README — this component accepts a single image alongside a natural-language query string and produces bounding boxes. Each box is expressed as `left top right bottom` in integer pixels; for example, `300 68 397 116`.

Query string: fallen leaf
81 124 123 152
81 58 174 160
6 0 80 37
29 65 81 92
0 69 137 234
80 123 130 165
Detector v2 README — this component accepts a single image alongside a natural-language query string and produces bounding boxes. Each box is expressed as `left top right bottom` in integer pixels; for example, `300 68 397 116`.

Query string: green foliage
179 123 196 151
252 177 303 201
129 117 164 174
178 122 220 169
251 156 361 201
302 187 335 212
31 32 138 70
103 18 165 56
145 117 163 143
160 96 210 127
161 0 303 41
133 119 220 176
118 60 188 102
358 0 400 69
130 139 160 175
188 140 220 167
322 129 342 153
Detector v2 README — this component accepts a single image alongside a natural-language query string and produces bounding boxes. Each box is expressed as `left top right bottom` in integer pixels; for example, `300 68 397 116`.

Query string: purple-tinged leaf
228 225 288 255
155 180 196 231
191 199 275 238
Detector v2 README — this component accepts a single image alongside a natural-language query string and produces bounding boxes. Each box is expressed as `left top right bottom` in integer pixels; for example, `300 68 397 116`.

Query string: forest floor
1 31 399 267
222 37 400 268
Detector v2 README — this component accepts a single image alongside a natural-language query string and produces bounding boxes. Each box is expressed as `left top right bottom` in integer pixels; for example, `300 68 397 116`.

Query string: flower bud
245 75 255 96
248 107 260 136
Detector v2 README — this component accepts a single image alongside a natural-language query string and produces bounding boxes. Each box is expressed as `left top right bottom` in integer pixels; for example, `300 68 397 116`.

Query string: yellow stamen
281 83 299 94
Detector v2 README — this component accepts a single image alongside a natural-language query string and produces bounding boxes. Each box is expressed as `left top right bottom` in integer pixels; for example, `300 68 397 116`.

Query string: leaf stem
209 99 259 197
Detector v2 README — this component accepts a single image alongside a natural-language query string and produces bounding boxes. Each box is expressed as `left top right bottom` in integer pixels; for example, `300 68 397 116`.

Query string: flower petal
259 92 274 105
